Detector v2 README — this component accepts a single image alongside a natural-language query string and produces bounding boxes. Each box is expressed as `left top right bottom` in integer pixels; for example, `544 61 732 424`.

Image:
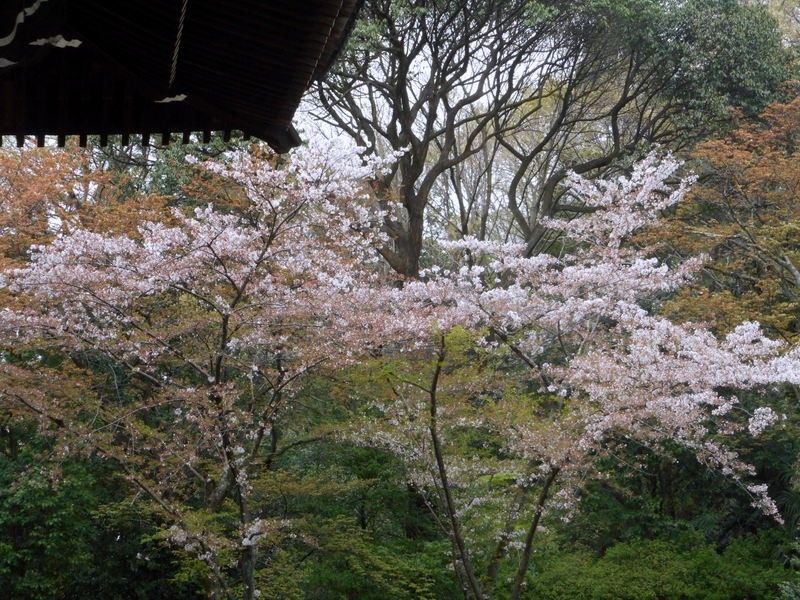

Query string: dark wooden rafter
0 0 362 152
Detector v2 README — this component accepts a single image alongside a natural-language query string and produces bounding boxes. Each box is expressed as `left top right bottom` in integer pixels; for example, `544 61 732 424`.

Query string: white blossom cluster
353 153 799 523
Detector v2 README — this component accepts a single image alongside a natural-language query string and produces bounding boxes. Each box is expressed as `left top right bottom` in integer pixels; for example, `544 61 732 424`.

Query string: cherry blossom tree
0 138 395 600
345 153 800 599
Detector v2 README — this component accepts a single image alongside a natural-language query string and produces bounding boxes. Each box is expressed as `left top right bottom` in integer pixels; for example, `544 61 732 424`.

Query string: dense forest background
2 1 800 598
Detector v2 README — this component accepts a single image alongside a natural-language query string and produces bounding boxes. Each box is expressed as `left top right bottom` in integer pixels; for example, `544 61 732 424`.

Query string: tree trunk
428 338 484 600
510 466 560 600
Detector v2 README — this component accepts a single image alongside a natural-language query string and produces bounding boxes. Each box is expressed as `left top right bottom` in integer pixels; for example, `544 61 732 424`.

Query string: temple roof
0 0 360 152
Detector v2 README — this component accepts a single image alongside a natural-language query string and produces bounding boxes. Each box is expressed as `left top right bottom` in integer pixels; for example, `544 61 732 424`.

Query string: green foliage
525 531 791 600
297 517 456 600
578 0 792 120
0 424 200 599
780 579 800 600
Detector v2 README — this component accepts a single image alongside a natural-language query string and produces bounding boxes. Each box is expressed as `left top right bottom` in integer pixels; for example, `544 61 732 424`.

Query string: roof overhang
0 0 361 152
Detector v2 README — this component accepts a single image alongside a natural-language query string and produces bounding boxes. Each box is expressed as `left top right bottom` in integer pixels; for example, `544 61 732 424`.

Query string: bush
524 531 789 600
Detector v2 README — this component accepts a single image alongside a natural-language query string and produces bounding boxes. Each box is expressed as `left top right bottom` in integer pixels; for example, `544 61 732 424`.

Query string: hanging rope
169 0 188 88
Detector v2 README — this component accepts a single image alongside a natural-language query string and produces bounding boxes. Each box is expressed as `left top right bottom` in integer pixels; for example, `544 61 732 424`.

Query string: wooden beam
80 59 92 149
36 69 48 149
122 76 135 148
100 68 115 148
15 70 26 149
57 53 70 147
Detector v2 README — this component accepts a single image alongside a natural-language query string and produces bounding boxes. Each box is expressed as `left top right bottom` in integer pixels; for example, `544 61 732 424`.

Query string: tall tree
313 0 790 275
656 91 800 342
